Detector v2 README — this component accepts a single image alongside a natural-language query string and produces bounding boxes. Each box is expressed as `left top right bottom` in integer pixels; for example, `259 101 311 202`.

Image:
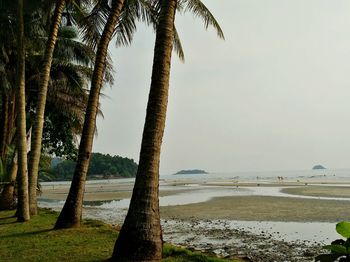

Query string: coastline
38 178 350 261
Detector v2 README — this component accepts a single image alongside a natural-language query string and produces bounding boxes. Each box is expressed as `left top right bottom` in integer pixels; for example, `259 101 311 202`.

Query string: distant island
312 165 326 170
174 169 208 175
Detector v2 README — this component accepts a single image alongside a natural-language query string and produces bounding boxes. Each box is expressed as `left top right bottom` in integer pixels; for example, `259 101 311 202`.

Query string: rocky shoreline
162 219 325 262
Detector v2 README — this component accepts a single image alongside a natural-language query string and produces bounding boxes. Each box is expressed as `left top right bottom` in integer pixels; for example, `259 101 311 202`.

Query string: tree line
0 0 223 260
46 153 137 181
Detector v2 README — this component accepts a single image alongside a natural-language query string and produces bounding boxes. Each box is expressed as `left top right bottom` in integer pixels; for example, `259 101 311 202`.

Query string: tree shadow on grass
0 220 17 226
99 258 112 262
0 215 16 221
1 228 53 238
0 215 17 225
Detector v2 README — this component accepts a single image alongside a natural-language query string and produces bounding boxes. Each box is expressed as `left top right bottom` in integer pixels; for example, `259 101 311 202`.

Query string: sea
40 168 350 186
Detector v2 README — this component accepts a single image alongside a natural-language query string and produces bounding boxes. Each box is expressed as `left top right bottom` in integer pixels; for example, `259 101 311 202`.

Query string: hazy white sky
93 0 350 174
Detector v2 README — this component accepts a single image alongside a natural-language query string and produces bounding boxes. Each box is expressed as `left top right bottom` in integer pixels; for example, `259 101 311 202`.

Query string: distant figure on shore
277 176 284 183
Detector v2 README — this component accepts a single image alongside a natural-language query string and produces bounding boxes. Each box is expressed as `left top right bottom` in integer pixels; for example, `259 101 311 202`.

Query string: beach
38 172 350 262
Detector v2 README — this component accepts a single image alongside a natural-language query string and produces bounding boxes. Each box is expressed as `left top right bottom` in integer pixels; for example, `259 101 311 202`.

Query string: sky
93 0 350 175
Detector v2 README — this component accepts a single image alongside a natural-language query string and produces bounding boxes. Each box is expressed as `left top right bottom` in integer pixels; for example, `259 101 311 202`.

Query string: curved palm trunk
16 0 30 222
0 94 9 159
0 95 17 210
28 0 66 216
112 0 177 260
55 0 125 229
0 156 18 210
8 94 16 142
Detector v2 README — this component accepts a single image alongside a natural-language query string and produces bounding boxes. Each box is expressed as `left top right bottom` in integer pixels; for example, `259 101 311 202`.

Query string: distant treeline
40 153 138 181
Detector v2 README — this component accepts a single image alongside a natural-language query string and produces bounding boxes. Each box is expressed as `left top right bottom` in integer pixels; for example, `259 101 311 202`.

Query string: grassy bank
0 209 240 262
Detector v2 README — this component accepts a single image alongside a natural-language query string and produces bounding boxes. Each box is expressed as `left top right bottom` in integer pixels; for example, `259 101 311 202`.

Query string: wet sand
158 192 348 261
40 183 134 200
40 183 193 201
160 195 350 222
281 185 350 199
41 182 350 222
40 181 350 261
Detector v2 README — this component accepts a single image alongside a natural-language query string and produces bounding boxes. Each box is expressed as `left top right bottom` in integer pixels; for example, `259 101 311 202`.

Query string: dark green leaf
344 239 350 250
315 254 343 262
323 245 347 254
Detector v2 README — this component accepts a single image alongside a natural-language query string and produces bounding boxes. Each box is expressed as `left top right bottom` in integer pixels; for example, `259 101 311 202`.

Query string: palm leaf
183 0 224 39
173 25 184 62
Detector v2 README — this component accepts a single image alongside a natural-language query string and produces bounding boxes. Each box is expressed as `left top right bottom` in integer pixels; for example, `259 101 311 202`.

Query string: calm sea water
41 168 350 186
161 169 350 183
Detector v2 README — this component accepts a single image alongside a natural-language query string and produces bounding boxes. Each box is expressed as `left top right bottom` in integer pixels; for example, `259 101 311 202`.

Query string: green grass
0 209 241 262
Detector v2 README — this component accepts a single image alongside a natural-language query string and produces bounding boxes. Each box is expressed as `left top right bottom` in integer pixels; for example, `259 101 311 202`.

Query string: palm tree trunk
28 0 66 216
112 0 177 260
16 0 30 222
6 93 17 142
0 154 18 210
55 0 125 229
8 94 16 144
0 94 9 159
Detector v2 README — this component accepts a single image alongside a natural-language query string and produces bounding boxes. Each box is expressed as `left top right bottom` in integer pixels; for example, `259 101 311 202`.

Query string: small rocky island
174 169 208 175
312 165 326 170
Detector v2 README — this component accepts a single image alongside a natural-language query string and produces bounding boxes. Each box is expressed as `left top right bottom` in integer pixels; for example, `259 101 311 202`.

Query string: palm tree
55 0 126 229
54 0 187 229
0 1 34 213
0 23 96 211
28 0 66 216
0 150 18 210
0 95 9 159
26 0 116 217
112 0 223 260
16 0 30 222
0 5 18 162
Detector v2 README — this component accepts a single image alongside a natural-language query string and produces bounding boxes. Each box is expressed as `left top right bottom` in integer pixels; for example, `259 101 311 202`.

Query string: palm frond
104 53 115 86
113 0 138 47
173 25 184 62
183 0 224 39
58 25 79 38
78 0 110 49
54 36 96 66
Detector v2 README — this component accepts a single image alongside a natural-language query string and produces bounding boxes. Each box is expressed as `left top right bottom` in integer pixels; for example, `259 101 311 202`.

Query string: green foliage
0 1 97 162
42 112 79 161
337 222 350 239
315 221 350 262
49 159 76 181
43 152 138 181
88 153 137 178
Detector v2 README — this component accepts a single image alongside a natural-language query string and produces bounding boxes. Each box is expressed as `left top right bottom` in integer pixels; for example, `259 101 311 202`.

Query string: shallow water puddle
224 220 338 243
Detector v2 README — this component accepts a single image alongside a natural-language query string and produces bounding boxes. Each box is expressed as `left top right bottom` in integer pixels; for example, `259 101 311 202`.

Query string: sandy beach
281 185 350 198
38 177 350 262
160 195 350 222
